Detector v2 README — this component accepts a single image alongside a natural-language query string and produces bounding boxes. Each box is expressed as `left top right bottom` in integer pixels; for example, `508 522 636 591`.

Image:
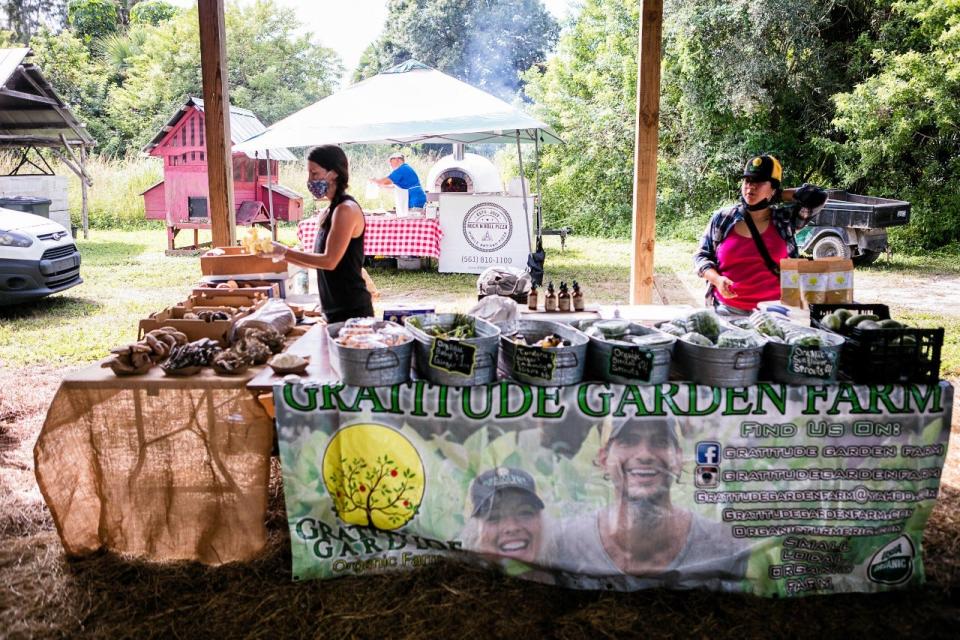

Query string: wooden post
629 0 663 305
266 149 277 240
80 145 89 239
197 0 235 247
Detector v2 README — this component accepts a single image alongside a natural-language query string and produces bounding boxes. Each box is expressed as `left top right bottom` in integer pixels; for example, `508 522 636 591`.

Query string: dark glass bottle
558 281 571 312
572 280 584 311
544 281 557 312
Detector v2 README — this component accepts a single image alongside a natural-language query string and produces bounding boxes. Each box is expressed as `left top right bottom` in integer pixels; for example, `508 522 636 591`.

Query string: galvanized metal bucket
327 321 413 386
673 339 764 387
762 330 845 384
585 324 676 385
499 319 589 386
404 314 501 386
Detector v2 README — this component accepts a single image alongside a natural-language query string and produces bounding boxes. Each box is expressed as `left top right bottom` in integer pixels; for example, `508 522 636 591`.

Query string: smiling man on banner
554 416 750 590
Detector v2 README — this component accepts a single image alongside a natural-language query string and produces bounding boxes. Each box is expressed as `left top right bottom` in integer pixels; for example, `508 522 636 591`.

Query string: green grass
1 230 957 376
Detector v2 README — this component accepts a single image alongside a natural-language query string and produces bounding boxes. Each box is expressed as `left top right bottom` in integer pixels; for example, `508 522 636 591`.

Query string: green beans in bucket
404 313 500 386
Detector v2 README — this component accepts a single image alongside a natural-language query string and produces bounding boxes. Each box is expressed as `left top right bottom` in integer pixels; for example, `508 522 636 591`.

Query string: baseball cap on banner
599 414 682 450
470 467 545 517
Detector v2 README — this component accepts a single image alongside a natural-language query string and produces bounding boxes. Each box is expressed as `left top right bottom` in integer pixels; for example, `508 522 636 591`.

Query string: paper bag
779 258 802 307
823 257 854 304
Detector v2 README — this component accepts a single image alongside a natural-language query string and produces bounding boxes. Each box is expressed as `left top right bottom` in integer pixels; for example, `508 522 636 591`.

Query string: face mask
307 179 329 199
741 195 771 212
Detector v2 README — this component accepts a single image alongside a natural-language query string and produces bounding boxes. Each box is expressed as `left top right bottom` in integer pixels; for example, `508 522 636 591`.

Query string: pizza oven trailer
141 97 303 250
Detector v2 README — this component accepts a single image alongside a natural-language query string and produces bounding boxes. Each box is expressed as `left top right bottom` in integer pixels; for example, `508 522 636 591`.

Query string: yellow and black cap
742 154 783 188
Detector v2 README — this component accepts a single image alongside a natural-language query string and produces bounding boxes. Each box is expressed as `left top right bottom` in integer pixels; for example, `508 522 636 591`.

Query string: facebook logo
696 441 721 465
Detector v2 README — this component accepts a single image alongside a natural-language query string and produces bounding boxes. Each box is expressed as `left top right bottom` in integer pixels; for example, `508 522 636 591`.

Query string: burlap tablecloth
34 364 274 565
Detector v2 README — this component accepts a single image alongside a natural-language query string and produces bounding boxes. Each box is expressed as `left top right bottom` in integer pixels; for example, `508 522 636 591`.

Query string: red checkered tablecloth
297 215 443 259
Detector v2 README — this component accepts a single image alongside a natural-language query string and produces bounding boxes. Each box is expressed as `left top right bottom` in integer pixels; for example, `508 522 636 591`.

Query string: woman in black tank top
269 145 373 323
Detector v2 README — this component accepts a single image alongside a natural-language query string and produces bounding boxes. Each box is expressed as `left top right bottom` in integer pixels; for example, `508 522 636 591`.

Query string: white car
0 206 82 305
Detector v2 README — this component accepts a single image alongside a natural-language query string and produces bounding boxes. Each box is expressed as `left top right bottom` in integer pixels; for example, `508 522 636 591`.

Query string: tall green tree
522 0 639 236
104 0 341 154
129 0 176 26
30 27 116 150
524 0 922 240
0 0 66 42
355 0 559 99
831 0 960 250
67 0 119 43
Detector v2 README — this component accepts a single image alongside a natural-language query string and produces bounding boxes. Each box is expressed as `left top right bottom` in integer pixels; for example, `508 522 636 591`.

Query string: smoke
463 1 559 100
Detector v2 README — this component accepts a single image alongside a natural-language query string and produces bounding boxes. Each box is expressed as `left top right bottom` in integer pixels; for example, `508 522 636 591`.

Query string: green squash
879 319 905 329
822 314 843 332
845 314 880 329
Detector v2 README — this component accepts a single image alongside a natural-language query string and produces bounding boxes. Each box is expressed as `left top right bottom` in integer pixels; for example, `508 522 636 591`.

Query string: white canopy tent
233 60 561 153
235 59 561 253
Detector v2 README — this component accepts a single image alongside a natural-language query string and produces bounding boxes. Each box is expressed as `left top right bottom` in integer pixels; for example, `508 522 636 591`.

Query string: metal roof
262 183 302 200
0 48 96 149
143 96 296 161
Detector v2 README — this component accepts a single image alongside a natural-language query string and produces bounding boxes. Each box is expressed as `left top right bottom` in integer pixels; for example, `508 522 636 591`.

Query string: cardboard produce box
192 284 280 300
200 246 287 276
138 304 255 346
185 292 269 309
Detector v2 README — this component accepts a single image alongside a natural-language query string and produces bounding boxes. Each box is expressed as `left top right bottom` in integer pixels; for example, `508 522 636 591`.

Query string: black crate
810 303 943 383
810 191 911 229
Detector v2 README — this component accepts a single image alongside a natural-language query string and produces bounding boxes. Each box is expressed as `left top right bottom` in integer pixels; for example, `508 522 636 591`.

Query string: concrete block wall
0 175 71 230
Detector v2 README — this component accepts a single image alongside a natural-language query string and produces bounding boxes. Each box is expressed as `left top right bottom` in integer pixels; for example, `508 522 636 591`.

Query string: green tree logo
322 424 424 530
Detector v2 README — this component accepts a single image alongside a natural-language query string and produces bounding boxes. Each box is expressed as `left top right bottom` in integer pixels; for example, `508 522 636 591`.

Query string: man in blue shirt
371 152 427 209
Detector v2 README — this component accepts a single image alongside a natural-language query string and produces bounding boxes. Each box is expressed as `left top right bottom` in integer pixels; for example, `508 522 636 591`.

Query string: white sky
170 1 574 82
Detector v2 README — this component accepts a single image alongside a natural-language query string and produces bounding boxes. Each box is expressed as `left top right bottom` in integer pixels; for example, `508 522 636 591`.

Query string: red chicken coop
141 96 303 250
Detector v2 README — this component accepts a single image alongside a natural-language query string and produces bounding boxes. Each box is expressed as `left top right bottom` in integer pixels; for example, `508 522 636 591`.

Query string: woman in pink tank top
693 155 827 314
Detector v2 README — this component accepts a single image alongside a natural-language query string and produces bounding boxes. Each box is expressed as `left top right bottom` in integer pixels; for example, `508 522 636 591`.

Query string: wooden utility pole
197 0 235 247
629 0 663 304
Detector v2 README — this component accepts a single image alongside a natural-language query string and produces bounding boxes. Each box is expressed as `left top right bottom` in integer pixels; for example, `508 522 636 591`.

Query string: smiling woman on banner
267 145 374 323
460 466 557 583
693 155 828 315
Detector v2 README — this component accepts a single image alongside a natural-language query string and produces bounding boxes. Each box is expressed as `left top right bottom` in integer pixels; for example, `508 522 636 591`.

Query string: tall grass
65 155 164 229
0 151 162 230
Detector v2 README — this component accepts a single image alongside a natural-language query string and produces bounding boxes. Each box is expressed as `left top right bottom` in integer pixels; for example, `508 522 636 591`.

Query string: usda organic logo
867 535 915 585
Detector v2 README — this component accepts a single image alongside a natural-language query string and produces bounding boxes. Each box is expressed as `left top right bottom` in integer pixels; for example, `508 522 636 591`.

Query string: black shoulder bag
741 212 781 277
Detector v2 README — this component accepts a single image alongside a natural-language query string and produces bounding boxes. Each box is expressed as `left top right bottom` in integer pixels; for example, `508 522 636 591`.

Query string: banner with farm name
275 381 953 596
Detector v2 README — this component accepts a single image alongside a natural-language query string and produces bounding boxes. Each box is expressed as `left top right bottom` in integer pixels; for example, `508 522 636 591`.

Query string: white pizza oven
430 147 532 274
426 147 503 196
